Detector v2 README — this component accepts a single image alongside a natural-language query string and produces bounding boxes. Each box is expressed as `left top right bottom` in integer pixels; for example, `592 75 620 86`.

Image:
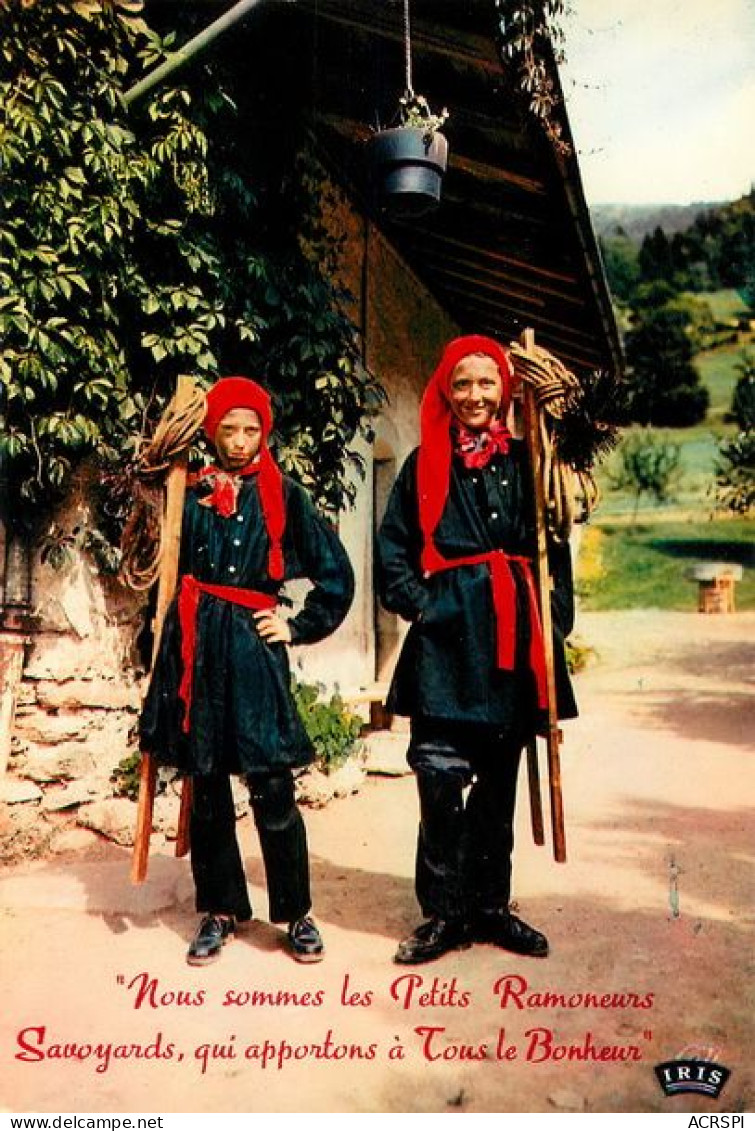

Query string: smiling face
448 353 504 431
213 407 263 471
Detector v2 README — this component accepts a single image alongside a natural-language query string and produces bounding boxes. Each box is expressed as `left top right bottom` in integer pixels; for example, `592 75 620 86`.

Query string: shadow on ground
631 688 754 746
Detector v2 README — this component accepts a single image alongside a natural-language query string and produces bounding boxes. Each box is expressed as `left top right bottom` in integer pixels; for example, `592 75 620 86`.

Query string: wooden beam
297 0 502 74
402 240 588 310
429 278 599 341
449 151 546 196
391 226 580 287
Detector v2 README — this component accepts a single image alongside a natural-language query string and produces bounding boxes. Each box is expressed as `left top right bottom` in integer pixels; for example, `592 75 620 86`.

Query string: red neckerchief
452 419 511 469
191 461 260 518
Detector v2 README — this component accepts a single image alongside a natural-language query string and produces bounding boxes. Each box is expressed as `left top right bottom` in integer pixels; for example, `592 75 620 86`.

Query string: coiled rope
119 384 207 591
508 341 600 543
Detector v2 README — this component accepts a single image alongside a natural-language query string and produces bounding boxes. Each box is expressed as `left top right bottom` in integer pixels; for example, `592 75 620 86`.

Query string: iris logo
654 1046 731 1099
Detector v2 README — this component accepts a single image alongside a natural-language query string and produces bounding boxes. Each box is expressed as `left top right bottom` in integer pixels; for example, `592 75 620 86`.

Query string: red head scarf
417 335 514 573
202 376 285 580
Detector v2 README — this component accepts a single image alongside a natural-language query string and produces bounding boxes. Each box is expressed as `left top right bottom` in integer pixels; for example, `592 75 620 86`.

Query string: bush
729 352 755 430
565 637 596 674
716 431 755 515
609 431 682 519
291 679 363 774
112 751 147 802
716 352 755 514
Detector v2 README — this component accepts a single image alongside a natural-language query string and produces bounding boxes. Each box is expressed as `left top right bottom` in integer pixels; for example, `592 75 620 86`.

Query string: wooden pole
131 375 196 885
175 778 192 859
520 328 567 863
525 737 545 847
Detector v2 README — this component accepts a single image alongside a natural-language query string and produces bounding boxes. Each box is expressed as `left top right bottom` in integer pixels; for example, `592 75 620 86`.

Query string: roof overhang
147 0 622 376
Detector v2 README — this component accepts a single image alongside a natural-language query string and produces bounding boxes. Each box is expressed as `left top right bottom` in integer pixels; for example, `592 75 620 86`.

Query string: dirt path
0 610 752 1114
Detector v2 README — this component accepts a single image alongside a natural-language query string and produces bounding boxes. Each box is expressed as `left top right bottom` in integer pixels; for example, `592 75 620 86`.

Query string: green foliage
599 233 640 305
111 751 143 802
495 0 569 154
716 355 755 514
623 287 710 427
110 750 174 802
0 1 221 530
564 637 596 674
396 92 449 136
668 293 716 354
716 432 755 515
291 679 363 774
728 352 755 431
39 521 121 574
636 191 755 296
609 431 682 519
0 0 381 550
638 227 677 285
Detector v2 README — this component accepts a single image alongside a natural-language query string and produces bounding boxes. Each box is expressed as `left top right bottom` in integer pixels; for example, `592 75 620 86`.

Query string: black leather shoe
473 911 549 957
394 918 471 965
186 914 235 966
288 916 324 963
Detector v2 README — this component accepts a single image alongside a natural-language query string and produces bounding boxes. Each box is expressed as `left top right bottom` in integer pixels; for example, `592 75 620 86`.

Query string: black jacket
377 442 577 731
139 473 354 775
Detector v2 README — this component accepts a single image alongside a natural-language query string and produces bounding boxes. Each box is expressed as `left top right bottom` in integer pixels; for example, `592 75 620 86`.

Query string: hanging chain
403 0 413 94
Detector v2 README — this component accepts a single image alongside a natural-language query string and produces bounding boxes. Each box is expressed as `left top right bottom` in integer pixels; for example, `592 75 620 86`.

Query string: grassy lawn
699 287 750 323
577 518 755 611
575 303 753 610
696 341 752 426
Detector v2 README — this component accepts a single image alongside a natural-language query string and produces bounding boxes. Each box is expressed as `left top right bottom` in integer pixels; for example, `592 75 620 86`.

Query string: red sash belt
177 575 276 734
424 551 548 710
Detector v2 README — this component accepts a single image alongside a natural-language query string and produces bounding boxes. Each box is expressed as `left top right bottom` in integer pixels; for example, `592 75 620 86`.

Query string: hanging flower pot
365 0 450 216
368 125 449 217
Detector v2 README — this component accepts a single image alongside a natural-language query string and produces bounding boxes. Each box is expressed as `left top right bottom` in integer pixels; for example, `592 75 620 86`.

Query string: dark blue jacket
377 441 577 733
139 474 354 775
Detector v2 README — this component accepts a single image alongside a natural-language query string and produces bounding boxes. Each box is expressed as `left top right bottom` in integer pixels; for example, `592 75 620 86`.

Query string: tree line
600 190 754 428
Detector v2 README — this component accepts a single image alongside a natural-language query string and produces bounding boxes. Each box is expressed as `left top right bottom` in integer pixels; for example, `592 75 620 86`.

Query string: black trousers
408 718 526 922
189 771 311 924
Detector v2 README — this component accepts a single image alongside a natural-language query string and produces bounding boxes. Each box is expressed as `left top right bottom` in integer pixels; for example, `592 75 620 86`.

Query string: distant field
699 287 750 323
695 343 750 426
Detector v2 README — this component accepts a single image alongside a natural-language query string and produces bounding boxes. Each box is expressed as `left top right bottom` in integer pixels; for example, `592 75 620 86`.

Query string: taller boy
378 336 577 965
140 377 354 966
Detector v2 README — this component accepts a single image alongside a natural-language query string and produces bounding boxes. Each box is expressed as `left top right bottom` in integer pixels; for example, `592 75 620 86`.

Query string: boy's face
214 407 263 471
448 354 504 432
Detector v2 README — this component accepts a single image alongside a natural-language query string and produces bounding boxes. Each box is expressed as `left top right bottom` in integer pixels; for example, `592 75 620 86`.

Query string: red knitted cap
203 376 273 442
417 336 513 572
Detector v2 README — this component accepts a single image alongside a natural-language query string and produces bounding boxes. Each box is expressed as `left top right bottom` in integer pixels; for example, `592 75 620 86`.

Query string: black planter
367 126 449 217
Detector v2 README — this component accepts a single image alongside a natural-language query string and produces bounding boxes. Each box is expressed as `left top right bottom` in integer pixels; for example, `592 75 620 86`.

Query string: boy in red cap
378 337 576 964
140 377 354 965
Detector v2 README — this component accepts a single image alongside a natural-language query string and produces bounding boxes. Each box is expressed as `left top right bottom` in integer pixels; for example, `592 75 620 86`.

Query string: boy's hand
253 608 292 644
